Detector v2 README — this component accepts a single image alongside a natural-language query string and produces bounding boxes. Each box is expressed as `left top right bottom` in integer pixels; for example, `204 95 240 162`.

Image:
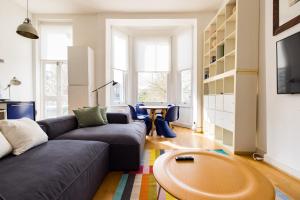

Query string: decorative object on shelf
0 59 4 63
211 56 217 63
273 0 300 35
204 69 209 79
92 80 118 106
16 0 39 39
3 77 22 100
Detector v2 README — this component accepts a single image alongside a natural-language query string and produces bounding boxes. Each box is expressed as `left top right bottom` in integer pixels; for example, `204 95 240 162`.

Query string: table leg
150 109 156 136
157 185 162 200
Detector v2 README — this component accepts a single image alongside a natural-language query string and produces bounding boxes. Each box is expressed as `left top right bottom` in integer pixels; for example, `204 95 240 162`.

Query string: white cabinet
224 94 235 113
215 111 223 127
215 95 223 111
204 95 209 108
207 109 215 123
208 95 216 109
222 112 234 132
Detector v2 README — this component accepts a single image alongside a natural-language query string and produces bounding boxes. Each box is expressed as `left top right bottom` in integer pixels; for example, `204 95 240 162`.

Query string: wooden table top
138 105 169 109
153 150 275 200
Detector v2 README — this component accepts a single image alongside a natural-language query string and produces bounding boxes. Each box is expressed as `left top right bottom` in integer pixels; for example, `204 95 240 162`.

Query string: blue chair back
165 106 179 122
128 105 138 120
135 103 148 115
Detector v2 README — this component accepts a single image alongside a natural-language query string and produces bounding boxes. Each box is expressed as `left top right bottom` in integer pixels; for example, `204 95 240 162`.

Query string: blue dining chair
135 103 148 116
128 105 152 135
155 106 179 138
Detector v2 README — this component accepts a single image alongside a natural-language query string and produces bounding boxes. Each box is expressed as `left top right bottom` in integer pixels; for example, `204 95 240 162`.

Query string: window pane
41 24 73 60
181 70 192 104
112 30 128 70
61 63 68 96
112 69 125 103
45 63 57 96
45 100 57 118
61 63 68 115
138 72 167 102
61 98 68 116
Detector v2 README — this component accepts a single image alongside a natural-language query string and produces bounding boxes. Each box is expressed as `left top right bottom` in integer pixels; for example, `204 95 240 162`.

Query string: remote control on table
175 156 194 161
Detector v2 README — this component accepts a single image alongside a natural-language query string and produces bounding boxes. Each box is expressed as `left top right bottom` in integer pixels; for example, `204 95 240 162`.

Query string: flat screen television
277 32 300 94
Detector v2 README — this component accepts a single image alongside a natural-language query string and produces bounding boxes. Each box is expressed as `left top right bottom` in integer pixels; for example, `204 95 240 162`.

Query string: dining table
138 105 169 136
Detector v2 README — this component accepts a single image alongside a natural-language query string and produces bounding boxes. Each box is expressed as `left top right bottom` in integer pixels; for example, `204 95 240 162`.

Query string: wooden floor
93 126 300 200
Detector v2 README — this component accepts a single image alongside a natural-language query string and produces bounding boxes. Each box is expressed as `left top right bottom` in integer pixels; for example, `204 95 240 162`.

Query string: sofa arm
37 115 78 139
107 113 130 124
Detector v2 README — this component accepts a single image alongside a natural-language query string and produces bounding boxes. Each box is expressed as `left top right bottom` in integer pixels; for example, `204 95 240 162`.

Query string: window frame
178 68 192 106
110 68 127 105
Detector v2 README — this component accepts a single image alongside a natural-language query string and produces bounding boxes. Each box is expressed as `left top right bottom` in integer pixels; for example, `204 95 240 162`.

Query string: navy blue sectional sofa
0 113 146 200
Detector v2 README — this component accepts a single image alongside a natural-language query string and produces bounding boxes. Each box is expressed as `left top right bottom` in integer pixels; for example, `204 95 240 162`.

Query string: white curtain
134 37 171 72
176 28 193 70
40 23 73 60
112 29 129 71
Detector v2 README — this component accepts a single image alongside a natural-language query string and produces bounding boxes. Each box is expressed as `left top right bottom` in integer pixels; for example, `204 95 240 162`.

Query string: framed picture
273 0 300 35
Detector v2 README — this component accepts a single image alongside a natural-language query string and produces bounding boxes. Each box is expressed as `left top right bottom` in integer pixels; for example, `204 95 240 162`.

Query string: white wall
0 0 33 101
259 0 300 178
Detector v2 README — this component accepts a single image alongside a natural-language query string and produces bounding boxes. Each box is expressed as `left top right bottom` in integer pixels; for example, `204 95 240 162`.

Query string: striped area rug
112 149 226 200
112 149 290 200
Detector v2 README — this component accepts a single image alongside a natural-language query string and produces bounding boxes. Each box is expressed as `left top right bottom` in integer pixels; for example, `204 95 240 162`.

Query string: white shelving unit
202 0 259 154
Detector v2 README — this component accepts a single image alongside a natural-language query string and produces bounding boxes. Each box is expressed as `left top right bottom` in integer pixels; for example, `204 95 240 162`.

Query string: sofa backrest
38 115 78 139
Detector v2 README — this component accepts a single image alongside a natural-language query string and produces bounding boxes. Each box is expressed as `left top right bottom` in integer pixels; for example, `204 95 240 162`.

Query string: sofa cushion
73 106 106 128
38 115 78 139
56 122 145 145
0 140 109 200
0 132 12 159
56 121 146 170
0 118 48 155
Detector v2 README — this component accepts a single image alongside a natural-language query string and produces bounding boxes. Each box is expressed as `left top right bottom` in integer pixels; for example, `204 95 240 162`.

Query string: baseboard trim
234 151 255 156
172 122 192 129
264 155 300 180
255 147 266 155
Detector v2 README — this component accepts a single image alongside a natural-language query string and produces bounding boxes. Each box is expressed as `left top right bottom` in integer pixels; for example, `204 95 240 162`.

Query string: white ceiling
12 0 224 14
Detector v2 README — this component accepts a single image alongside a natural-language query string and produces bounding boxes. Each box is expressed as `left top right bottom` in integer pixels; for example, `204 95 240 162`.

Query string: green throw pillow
83 106 108 124
73 106 105 128
99 107 108 124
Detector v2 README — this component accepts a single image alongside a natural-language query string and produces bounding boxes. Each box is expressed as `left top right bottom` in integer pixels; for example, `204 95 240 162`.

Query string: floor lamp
92 80 118 106
3 77 22 100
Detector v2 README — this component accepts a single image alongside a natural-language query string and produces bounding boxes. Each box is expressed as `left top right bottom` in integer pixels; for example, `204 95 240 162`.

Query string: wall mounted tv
277 32 300 94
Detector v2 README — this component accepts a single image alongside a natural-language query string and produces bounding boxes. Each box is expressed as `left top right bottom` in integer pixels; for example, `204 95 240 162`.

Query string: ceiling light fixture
16 0 39 39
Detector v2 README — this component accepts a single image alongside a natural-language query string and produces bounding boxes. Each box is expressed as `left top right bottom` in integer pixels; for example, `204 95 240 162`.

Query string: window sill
178 104 192 108
109 104 128 107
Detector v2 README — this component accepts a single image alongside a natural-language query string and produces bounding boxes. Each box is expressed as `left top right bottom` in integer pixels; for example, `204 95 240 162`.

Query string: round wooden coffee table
153 150 275 200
